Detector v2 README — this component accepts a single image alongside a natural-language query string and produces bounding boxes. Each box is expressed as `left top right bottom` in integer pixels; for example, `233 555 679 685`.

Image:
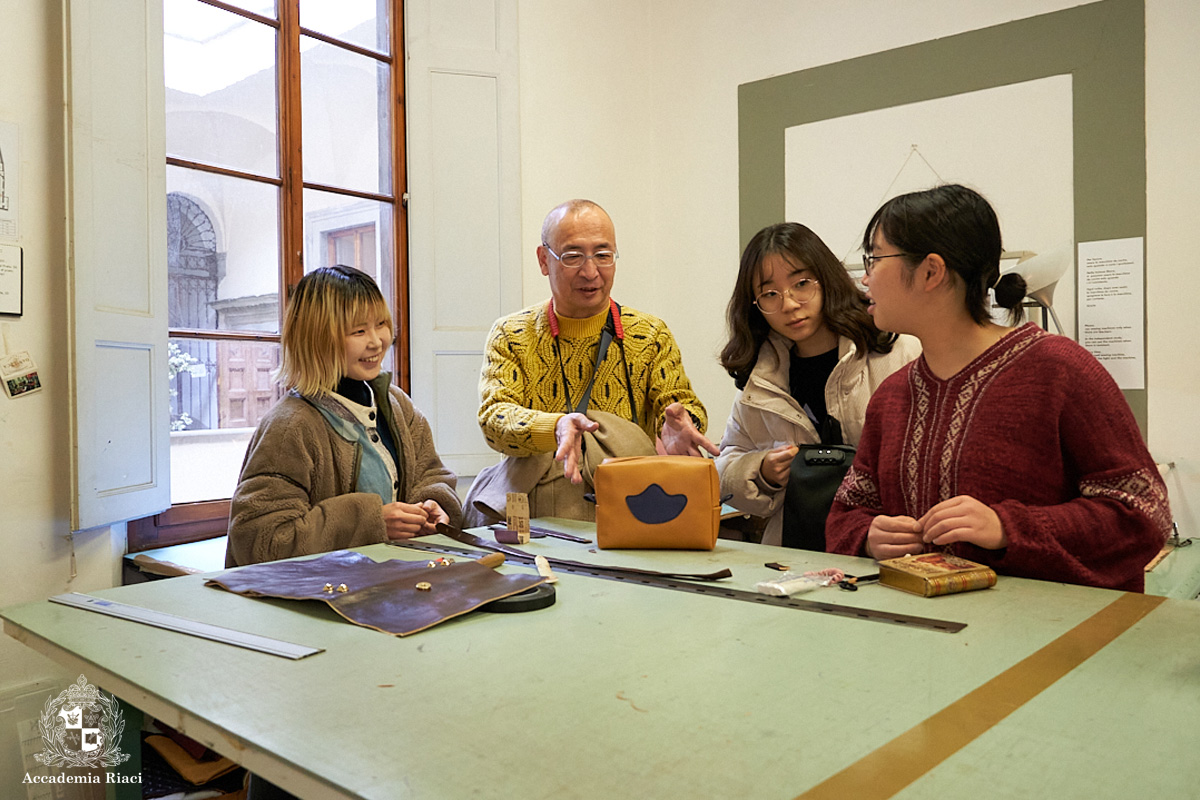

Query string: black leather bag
781 443 855 551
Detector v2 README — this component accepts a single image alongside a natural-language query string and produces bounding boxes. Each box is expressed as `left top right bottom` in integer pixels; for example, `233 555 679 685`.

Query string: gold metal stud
337 583 349 593
323 583 334 594
416 581 432 591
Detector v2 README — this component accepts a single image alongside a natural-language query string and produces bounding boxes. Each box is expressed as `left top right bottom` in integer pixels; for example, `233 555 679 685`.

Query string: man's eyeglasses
754 278 820 314
861 252 913 276
544 245 618 269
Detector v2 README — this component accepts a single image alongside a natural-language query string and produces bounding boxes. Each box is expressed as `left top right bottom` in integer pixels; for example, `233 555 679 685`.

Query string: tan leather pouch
594 456 720 550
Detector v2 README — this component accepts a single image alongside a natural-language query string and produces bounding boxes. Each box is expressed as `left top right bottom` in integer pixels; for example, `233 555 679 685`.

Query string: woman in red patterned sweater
825 184 1170 591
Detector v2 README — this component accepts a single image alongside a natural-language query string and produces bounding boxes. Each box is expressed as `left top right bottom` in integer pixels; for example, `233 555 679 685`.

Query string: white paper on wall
1078 237 1144 390
0 119 18 240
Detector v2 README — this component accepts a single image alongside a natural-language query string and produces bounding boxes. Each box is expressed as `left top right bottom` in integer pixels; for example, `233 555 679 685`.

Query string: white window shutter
65 0 170 530
404 0 523 479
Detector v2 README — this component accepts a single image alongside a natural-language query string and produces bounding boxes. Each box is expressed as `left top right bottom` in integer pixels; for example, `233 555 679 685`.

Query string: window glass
167 167 281 334
304 187 396 374
300 0 387 54
152 0 405 539
169 337 280 504
300 38 391 194
328 225 377 275
166 166 281 506
164 0 279 176
197 0 276 19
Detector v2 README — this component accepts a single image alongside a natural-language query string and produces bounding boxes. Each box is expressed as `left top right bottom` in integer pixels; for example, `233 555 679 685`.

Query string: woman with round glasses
716 222 920 547
825 184 1170 590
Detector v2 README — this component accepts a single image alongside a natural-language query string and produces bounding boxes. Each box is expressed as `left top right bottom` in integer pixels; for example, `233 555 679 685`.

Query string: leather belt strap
436 523 733 582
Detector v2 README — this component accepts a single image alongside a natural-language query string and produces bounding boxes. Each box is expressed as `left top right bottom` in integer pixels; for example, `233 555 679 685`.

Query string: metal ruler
394 541 967 634
49 593 324 659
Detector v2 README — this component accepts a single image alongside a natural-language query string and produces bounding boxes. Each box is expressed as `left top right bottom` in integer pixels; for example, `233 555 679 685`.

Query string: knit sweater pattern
478 301 707 455
826 323 1171 591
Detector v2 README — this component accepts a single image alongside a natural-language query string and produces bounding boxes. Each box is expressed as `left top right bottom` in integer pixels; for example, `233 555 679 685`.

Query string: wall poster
0 242 21 316
0 119 17 240
1078 237 1144 390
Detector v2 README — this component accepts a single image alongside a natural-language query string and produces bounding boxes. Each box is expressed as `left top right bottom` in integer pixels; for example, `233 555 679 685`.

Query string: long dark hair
719 222 896 390
863 184 1027 324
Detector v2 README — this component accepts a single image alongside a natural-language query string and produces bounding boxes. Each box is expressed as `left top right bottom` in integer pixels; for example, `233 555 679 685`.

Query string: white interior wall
784 76 1076 337
517 0 1092 436
1145 0 1200 536
517 0 1199 540
516 1 657 308
0 0 121 776
638 0 1091 440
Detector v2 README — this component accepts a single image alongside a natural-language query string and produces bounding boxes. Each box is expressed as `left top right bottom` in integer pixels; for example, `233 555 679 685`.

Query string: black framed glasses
754 278 820 314
861 252 913 276
543 245 618 269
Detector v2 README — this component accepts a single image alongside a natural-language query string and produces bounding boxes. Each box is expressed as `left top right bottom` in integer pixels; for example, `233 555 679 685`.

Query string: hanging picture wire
842 145 1072 336
841 144 946 268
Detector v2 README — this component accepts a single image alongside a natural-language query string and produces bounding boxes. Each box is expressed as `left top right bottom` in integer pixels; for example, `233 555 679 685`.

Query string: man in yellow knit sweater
466 199 716 524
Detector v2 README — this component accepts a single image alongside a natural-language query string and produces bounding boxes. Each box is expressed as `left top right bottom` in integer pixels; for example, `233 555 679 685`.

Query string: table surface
8 519 1200 800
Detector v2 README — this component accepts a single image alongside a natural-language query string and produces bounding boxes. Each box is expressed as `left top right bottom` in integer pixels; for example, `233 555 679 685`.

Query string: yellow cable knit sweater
478 301 708 456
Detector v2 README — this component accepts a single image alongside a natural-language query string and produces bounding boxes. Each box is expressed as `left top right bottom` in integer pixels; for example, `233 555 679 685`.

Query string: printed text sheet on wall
1078 237 1144 390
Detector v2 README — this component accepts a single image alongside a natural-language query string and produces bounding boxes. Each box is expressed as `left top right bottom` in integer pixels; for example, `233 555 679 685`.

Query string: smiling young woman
226 265 461 568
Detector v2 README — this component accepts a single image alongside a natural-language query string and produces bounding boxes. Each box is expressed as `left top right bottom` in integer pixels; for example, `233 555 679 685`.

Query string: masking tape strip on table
794 591 1166 800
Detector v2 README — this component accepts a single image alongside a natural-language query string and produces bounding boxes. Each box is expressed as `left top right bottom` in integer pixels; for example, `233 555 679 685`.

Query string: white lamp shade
1001 244 1072 296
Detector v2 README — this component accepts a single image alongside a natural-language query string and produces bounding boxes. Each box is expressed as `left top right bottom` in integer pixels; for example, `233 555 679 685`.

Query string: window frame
132 0 409 551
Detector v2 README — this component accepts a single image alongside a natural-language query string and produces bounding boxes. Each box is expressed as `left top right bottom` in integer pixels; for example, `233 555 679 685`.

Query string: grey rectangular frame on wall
738 0 1146 427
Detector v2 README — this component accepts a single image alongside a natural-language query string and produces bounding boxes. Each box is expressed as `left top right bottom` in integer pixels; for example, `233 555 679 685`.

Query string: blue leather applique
625 484 688 524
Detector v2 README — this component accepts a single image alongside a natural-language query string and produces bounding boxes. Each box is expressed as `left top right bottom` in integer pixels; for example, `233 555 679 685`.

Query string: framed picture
0 243 21 316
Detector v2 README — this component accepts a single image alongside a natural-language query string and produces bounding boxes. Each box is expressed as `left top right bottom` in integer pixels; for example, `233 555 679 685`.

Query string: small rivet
337 583 349 593
416 581 432 591
323 583 334 593
427 561 438 568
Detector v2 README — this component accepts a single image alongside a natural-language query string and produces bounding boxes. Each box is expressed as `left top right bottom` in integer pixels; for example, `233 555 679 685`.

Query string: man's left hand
656 402 719 457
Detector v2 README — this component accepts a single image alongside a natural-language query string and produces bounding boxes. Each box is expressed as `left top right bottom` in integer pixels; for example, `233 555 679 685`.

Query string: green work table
4 519 1199 799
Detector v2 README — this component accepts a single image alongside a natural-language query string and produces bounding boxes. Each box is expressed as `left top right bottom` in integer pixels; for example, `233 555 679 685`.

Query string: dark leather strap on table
436 523 733 582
